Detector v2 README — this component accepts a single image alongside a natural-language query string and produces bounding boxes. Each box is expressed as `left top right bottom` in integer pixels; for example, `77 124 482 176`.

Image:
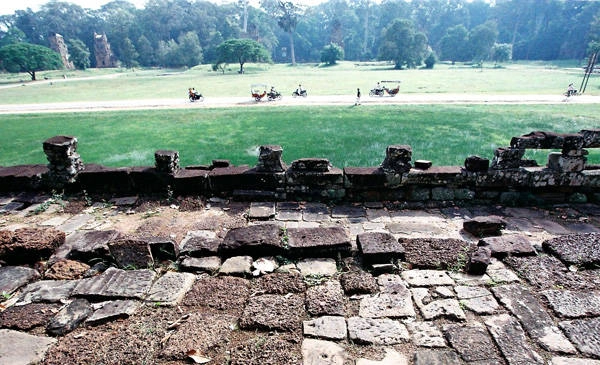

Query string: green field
0 104 598 168
0 62 599 168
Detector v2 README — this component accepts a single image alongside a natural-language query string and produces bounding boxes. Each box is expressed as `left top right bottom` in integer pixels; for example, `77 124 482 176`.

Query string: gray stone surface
146 271 196 305
219 255 253 276
347 316 409 345
357 231 404 263
543 232 600 267
0 266 39 294
479 234 536 257
401 270 455 287
411 288 466 320
47 298 92 336
340 269 378 294
542 289 600 318
359 292 416 319
72 267 155 300
287 227 351 257
297 258 337 276
57 213 94 233
559 317 600 358
485 314 544 365
0 329 56 365
306 280 344 316
179 256 221 273
86 299 139 325
455 285 499 314
303 316 347 340
443 323 501 363
108 238 153 269
492 284 576 353
413 349 461 365
401 238 471 269
551 356 600 365
239 293 305 332
66 229 120 261
179 230 220 257
356 349 408 365
407 321 446 348
302 339 347 365
463 216 506 237
16 280 77 304
248 202 275 219
220 224 284 257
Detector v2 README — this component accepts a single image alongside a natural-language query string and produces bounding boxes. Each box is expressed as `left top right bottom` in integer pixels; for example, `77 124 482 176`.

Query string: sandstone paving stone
219 255 253 276
0 266 40 294
72 267 156 300
486 258 520 284
542 289 600 318
448 271 492 286
377 274 410 295
303 316 347 340
357 231 404 263
407 321 446 348
276 209 303 221
146 271 196 305
44 259 89 280
559 317 600 358
463 216 506 237
413 349 461 365
220 224 284 257
531 218 571 235
16 279 78 304
411 288 466 321
297 258 338 276
402 237 472 270
57 213 94 233
551 356 600 365
0 302 61 330
356 348 408 365
301 338 347 365
160 312 237 360
108 238 154 269
401 269 455 287
358 291 416 319
179 230 220 257
179 256 221 273
479 234 536 257
302 203 330 222
306 279 344 316
454 285 499 314
287 227 351 257
366 208 391 222
239 293 306 332
485 314 544 365
46 298 92 336
543 232 600 267
40 215 69 227
347 316 409 345
85 299 139 325
332 204 365 218
65 229 121 262
248 201 275 219
340 269 378 295
443 323 502 363
0 329 56 365
492 284 576 353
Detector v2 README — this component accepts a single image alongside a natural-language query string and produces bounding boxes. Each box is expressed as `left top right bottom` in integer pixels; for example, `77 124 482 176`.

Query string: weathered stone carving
42 135 83 188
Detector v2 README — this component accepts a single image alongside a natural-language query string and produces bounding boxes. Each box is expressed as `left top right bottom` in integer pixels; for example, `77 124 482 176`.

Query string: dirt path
0 93 599 114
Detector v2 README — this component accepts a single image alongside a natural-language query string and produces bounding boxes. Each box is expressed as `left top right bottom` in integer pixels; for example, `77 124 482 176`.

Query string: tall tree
262 0 303 65
215 38 271 73
177 31 203 67
0 43 63 80
118 37 139 68
379 18 428 69
468 21 498 61
67 38 91 69
439 24 469 64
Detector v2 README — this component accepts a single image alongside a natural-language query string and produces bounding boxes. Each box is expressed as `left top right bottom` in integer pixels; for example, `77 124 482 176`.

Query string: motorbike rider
296 84 304 95
566 83 576 97
269 86 278 98
374 82 384 96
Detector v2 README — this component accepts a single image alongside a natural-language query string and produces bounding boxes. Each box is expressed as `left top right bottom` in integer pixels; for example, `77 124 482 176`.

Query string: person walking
355 88 361 105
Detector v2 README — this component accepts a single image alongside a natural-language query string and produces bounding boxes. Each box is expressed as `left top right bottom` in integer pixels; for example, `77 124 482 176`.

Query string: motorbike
188 89 204 102
268 90 282 101
292 89 307 97
369 88 385 97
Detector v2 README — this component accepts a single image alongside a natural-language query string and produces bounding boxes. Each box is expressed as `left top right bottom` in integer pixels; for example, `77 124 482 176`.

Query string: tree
0 27 26 48
262 0 303 65
215 38 271 74
424 51 437 69
468 21 498 61
320 43 344 65
491 43 512 64
379 19 428 69
439 25 468 64
119 37 139 69
0 43 63 80
136 35 155 67
67 38 91 70
177 31 203 67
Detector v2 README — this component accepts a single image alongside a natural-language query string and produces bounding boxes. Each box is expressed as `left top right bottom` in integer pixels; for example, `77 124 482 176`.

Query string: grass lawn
1 104 598 168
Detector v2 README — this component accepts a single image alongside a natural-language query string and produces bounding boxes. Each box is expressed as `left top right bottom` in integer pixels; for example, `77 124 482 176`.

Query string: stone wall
48 33 74 70
1 130 599 206
93 33 117 68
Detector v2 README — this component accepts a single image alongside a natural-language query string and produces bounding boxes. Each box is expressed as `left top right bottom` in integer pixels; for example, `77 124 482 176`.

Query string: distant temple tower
48 33 74 70
94 32 117 68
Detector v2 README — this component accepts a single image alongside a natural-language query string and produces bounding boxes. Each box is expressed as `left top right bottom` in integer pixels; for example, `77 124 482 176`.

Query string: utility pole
580 51 598 94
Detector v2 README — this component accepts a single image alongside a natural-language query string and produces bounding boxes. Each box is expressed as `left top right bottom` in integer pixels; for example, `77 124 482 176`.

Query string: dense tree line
0 0 599 71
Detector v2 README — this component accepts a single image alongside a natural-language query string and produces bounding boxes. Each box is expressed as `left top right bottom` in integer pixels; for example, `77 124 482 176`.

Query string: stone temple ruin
0 129 598 206
48 33 74 70
93 32 117 68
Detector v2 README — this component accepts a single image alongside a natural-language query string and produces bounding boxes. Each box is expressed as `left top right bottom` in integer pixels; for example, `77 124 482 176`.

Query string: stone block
491 147 525 170
559 317 600 358
301 339 347 365
172 168 207 194
343 167 387 189
239 293 305 332
179 256 221 273
303 316 347 340
580 128 600 148
340 270 378 295
77 164 132 194
479 234 535 257
86 299 139 325
47 298 92 336
401 238 471 270
467 246 491 275
66 229 121 262
290 158 331 172
0 227 65 264
381 145 412 173
146 271 196 305
108 238 153 269
542 290 600 318
542 232 600 268
0 266 40 295
464 155 489 172
255 145 287 172
548 152 586 172
347 317 409 345
287 227 351 257
357 231 404 264
0 329 56 364
306 280 344 316
220 224 284 257
463 216 506 237
154 150 179 173
72 267 155 300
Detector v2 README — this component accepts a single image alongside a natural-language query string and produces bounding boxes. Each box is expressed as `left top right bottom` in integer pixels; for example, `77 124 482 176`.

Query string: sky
0 0 326 16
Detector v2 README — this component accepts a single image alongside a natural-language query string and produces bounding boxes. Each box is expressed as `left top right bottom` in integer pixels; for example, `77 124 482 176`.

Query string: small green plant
280 227 289 249
304 274 328 287
448 246 470 273
1 291 11 300
82 189 93 206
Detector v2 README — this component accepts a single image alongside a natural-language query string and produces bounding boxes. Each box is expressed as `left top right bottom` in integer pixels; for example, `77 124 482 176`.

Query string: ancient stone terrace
0 192 599 364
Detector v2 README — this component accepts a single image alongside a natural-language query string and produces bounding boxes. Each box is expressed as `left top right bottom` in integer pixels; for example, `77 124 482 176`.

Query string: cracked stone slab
248 202 276 219
492 284 576 353
287 227 351 257
542 289 600 318
485 314 544 365
180 256 221 273
146 271 196 305
46 298 92 336
57 213 94 233
454 285 499 314
443 323 502 363
359 291 416 319
179 230 220 257
559 317 600 358
486 258 520 284
411 288 466 321
297 258 337 276
303 316 347 340
479 234 536 257
347 316 409 345
72 267 156 300
0 266 40 294
413 349 461 365
219 255 253 276
407 321 446 348
0 329 56 365
356 348 408 365
302 203 330 222
220 224 284 257
357 231 404 263
306 280 344 316
86 299 139 325
66 229 121 262
401 270 455 287
302 339 347 365
377 274 410 295
16 280 78 304
542 232 600 267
